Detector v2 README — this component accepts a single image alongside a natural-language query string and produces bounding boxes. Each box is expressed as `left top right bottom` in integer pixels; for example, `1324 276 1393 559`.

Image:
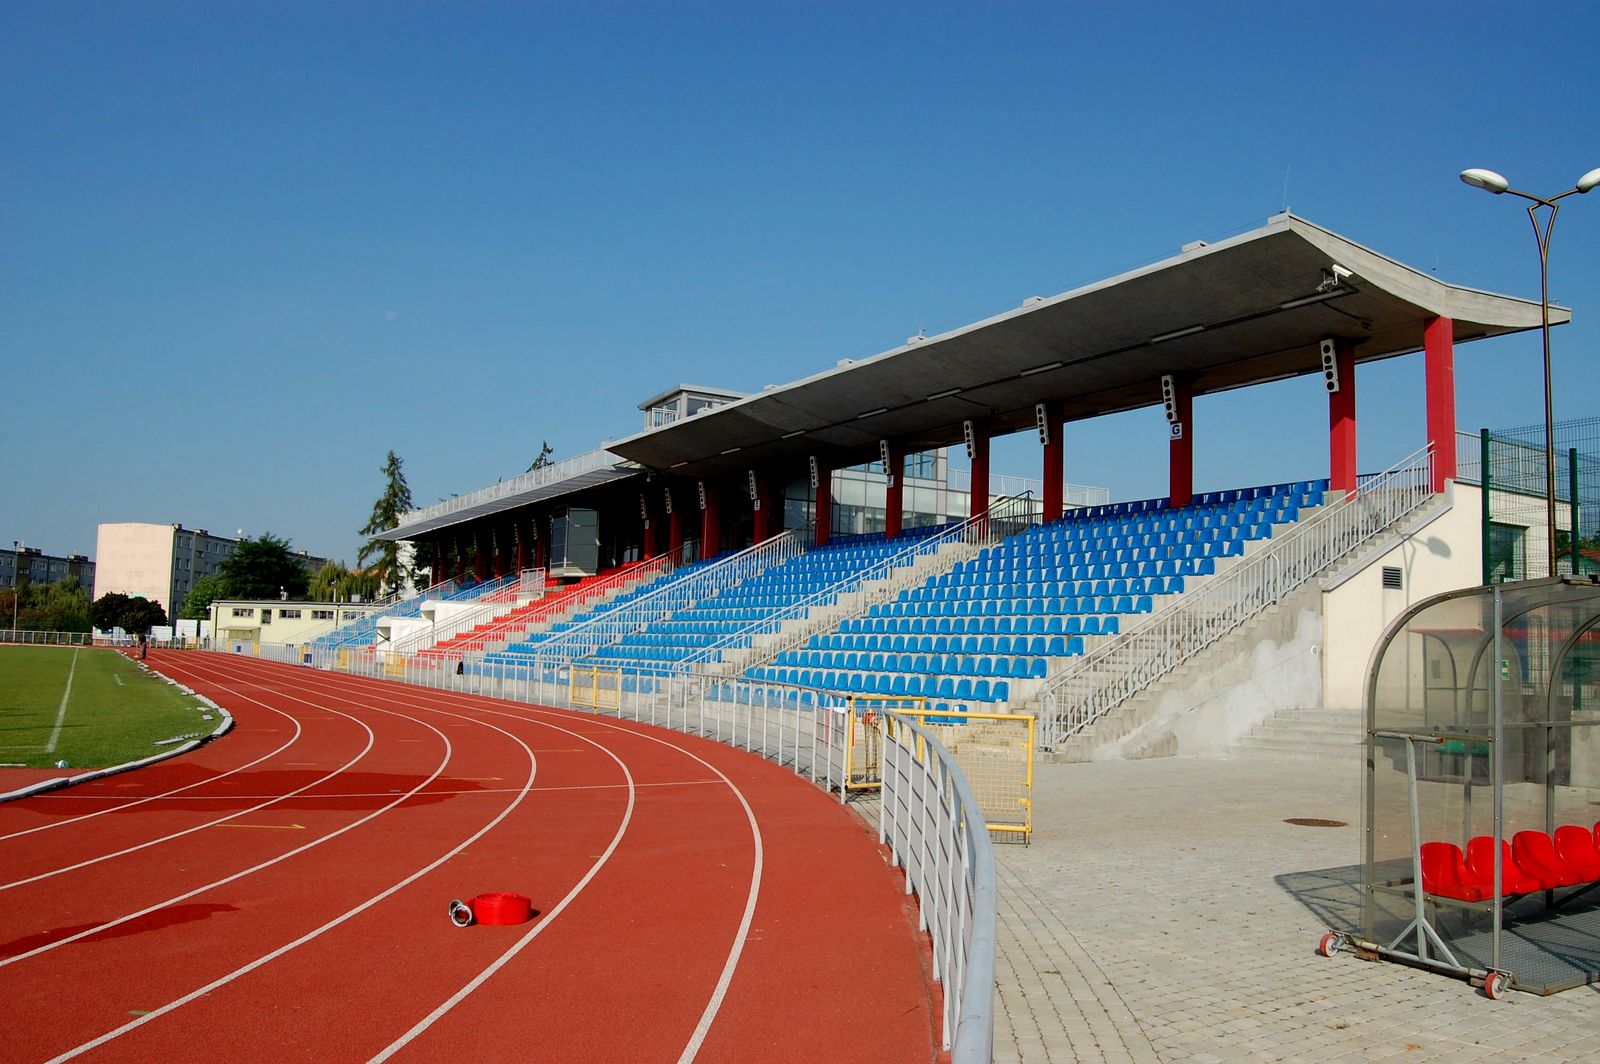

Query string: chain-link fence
1457 417 1600 582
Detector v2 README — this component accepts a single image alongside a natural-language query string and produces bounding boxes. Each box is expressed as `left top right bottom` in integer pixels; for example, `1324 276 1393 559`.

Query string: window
279 609 302 619
312 609 334 620
1488 523 1526 583
260 610 272 624
231 607 255 617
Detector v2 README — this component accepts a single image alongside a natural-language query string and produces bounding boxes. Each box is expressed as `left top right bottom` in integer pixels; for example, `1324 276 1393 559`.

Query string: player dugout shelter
383 212 1561 582
1360 576 1600 995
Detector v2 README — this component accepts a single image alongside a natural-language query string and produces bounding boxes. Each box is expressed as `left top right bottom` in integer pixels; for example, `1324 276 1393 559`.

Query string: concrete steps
1232 705 1364 763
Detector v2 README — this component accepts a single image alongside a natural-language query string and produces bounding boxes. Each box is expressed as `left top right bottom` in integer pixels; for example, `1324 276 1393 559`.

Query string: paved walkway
991 754 1600 1063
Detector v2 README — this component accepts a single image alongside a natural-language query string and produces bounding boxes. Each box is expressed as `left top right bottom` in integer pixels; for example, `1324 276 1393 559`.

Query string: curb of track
0 665 235 804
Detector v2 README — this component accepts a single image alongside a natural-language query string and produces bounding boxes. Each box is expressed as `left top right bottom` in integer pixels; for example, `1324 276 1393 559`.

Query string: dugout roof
607 212 1566 478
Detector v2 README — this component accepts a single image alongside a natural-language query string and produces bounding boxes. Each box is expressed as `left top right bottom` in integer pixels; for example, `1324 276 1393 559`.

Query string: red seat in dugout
1512 830 1584 889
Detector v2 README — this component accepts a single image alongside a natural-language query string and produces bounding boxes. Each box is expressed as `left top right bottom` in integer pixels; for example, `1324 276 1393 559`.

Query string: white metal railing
690 495 1036 676
234 644 995 1056
517 531 808 665
388 569 548 656
0 629 93 646
879 711 997 1060
1038 446 1438 748
388 449 624 536
945 468 1110 509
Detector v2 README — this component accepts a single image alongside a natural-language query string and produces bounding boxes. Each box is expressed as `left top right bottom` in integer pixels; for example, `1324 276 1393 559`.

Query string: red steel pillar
642 491 659 560
1424 316 1457 493
492 524 509 579
1040 401 1065 522
472 526 489 582
814 461 832 547
1169 380 1193 508
884 444 905 539
968 420 991 520
666 488 684 557
1329 340 1358 498
532 515 548 571
700 482 722 557
454 533 467 582
752 474 776 542
430 544 443 587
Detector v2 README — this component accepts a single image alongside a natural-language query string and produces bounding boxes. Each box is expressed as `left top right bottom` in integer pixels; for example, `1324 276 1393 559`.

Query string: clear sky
5 1 1598 564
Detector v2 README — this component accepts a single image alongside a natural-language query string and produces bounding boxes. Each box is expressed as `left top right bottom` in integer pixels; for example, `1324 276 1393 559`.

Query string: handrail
1038 445 1437 748
414 555 686 658
686 494 1036 675
521 530 808 664
879 710 997 1060
389 448 625 534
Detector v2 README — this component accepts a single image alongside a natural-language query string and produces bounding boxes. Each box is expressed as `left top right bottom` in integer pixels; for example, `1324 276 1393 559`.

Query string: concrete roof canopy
606 213 1562 479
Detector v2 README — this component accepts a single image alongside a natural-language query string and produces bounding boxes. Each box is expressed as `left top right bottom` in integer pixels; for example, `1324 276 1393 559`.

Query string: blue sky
5 1 1598 564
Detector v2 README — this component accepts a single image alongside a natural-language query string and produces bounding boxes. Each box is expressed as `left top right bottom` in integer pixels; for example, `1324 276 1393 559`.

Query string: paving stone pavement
988 754 1600 1063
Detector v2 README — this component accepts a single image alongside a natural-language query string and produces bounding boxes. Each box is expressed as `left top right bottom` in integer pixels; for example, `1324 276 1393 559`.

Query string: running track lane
0 651 936 1062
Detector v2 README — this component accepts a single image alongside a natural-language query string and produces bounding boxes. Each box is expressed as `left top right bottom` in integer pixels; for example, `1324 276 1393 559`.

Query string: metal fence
1039 445 1438 749
245 641 995 1054
0 629 93 646
1455 417 1600 581
879 711 998 1062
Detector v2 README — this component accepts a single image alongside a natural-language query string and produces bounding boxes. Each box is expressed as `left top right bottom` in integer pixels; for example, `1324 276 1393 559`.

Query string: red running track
0 650 938 1063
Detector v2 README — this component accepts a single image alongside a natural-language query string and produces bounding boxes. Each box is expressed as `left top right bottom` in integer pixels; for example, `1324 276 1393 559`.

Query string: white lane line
43 649 80 754
300 671 767 1063
0 656 311 843
0 713 376 894
47 673 548 1063
36 779 720 802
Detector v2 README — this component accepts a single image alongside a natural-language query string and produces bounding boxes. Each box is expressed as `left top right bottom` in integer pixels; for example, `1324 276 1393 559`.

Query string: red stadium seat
1513 830 1582 889
1554 825 1600 881
1465 837 1542 896
1419 842 1486 902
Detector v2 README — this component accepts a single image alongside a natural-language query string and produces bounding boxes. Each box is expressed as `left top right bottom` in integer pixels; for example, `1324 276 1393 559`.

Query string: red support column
533 516 548 571
454 534 467 582
700 482 722 557
1329 339 1358 498
516 518 530 573
430 544 443 587
1040 401 1065 523
885 444 905 539
1424 316 1457 493
472 527 489 582
1169 380 1193 508
814 462 832 547
666 488 684 558
642 492 659 560
969 421 991 520
492 525 508 579
752 474 776 542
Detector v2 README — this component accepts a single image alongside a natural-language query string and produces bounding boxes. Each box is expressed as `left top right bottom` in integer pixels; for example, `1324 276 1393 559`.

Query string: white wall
93 523 176 612
1321 482 1484 711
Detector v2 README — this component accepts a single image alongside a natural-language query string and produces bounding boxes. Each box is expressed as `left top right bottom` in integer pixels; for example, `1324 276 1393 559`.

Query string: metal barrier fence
1039 444 1438 749
845 696 1034 842
248 642 996 1054
879 711 998 1061
0 629 93 646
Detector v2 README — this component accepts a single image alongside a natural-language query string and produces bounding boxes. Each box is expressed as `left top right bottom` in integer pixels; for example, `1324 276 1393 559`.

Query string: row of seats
871 595 1154 617
905 577 1184 598
809 633 1077 656
1419 824 1600 902
770 648 1070 678
746 667 1014 703
837 615 1121 637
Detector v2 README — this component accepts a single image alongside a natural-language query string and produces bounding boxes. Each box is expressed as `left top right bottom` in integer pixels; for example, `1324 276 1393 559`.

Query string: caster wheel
1483 971 1510 1000
1316 931 1343 957
448 899 475 928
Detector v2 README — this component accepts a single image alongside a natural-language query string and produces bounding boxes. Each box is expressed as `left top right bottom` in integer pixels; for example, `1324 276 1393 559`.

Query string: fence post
1481 428 1493 584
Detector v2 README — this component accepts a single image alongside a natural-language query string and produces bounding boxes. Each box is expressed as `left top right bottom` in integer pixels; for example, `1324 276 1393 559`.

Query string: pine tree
359 451 415 596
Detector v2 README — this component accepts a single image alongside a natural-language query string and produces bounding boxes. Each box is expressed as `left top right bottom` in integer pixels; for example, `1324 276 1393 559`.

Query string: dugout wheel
448 899 476 928
1315 931 1344 958
1482 970 1510 1000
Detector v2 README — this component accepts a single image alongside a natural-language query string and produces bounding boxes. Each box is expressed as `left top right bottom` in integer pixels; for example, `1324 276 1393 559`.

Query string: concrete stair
1232 706 1364 764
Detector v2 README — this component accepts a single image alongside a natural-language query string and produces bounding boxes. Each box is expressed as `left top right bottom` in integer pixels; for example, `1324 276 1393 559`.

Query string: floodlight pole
1460 167 1600 577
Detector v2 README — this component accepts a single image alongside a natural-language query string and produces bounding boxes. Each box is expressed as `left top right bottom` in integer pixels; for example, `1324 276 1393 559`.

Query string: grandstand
358 211 1558 759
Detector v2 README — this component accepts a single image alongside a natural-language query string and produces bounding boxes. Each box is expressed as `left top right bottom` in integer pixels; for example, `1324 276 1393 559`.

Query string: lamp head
1576 167 1600 194
1460 168 1510 194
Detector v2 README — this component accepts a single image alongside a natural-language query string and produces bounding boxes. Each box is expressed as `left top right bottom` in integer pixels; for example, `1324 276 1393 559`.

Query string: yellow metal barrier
336 649 350 671
381 652 407 678
851 696 1034 841
569 665 622 710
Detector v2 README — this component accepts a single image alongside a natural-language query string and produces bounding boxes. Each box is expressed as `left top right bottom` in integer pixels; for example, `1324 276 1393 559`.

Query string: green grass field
0 647 219 770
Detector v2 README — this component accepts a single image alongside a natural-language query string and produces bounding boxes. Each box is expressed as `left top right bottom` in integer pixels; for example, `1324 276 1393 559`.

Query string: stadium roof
607 213 1567 478
381 449 638 540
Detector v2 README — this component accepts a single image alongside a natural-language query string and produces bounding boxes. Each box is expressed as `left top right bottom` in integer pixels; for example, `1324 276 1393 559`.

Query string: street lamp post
1461 166 1600 577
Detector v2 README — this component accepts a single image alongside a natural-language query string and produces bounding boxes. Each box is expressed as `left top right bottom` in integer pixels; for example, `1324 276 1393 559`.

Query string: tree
308 560 381 603
220 533 310 601
90 592 167 634
358 451 416 597
4 577 91 633
527 440 554 473
181 574 230 620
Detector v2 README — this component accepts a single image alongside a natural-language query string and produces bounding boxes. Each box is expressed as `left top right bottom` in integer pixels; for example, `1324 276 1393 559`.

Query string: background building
1 545 94 591
93 523 330 618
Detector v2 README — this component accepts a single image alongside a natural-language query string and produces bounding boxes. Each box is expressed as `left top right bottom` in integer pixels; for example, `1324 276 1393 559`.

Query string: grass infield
0 647 217 770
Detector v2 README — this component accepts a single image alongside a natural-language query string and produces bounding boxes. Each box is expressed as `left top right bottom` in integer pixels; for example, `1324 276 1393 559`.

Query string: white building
93 523 330 619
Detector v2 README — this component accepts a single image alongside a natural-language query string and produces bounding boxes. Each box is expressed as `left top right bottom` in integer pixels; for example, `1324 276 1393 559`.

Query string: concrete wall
1320 482 1484 711
208 600 371 646
93 523 176 612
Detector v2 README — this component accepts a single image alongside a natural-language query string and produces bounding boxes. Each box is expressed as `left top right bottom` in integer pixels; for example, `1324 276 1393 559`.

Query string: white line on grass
44 649 80 754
